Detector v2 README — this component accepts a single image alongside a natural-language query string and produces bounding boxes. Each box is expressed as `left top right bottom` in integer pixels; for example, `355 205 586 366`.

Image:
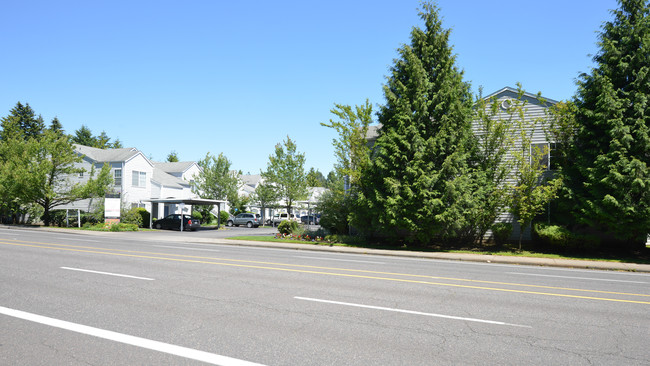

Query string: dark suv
226 213 261 228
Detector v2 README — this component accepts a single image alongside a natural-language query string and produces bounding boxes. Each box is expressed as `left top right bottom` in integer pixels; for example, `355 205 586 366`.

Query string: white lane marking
295 297 530 328
294 256 385 264
0 306 266 366
506 272 648 284
153 245 221 252
61 267 154 281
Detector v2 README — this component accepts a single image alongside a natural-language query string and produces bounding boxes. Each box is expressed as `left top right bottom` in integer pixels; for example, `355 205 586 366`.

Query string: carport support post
217 203 221 229
179 203 185 232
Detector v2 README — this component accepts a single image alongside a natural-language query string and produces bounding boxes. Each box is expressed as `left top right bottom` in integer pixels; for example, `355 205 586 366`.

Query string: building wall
122 154 154 212
472 89 556 241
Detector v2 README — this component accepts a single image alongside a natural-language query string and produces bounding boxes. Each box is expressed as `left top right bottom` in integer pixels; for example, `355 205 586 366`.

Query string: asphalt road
1 228 649 365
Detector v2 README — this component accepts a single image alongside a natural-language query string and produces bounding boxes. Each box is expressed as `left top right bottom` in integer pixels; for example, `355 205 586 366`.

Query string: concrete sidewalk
3 225 650 273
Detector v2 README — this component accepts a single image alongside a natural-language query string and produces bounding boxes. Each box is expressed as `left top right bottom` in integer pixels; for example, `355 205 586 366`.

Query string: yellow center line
2 239 649 305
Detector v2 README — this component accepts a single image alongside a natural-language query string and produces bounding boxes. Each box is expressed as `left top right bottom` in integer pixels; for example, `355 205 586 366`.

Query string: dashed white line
506 272 647 284
295 297 530 328
0 306 266 366
60 267 154 281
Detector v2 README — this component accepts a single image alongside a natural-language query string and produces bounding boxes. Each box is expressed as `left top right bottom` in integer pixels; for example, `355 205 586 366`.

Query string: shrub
120 207 143 227
192 211 203 222
534 223 571 247
491 222 513 245
318 189 350 234
219 210 230 225
534 223 600 251
277 220 300 235
106 223 139 232
135 208 150 228
47 210 68 227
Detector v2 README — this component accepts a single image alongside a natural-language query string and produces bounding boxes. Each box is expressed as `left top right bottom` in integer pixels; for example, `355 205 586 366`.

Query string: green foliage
193 152 241 203
135 207 150 228
533 223 600 252
306 168 327 187
166 151 179 162
48 117 64 136
0 129 113 226
192 211 203 221
561 0 650 249
277 220 300 235
262 136 308 213
505 86 562 249
47 210 68 227
250 181 279 223
228 193 250 215
120 206 143 227
71 125 122 149
0 102 44 141
219 210 230 225
320 100 373 189
317 189 349 234
491 222 513 245
72 125 95 146
468 88 518 244
355 2 475 245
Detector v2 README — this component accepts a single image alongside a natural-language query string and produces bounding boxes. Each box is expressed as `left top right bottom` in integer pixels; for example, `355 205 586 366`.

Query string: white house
65 145 201 220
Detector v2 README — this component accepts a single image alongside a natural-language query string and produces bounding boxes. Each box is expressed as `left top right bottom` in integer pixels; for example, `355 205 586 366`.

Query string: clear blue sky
1 0 619 175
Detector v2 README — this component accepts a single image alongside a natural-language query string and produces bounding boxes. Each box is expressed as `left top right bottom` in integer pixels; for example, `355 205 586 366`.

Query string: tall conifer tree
564 0 650 248
357 2 474 244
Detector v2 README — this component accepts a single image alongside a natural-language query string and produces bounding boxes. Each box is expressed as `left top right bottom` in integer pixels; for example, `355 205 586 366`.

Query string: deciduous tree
193 152 241 202
262 136 308 214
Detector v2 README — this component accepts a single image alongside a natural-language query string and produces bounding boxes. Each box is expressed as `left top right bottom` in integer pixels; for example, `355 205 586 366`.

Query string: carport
143 198 226 230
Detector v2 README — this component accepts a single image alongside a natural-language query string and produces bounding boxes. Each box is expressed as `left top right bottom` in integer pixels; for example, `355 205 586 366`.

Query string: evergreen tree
306 168 326 187
72 125 97 146
96 131 112 148
563 0 650 248
356 2 474 245
0 102 44 140
48 117 65 136
166 151 179 162
0 115 23 141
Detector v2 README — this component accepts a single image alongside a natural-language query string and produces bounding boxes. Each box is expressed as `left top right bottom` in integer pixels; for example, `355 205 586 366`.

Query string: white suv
270 213 299 226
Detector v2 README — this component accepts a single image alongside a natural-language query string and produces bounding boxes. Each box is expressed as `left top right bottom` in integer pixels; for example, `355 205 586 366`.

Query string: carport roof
143 198 226 205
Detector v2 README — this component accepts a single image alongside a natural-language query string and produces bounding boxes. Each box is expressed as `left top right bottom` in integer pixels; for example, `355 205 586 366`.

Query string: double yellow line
2 238 649 305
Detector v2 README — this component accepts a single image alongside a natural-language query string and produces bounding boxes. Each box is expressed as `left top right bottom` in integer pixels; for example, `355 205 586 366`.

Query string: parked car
226 213 262 228
153 214 201 231
270 213 300 226
300 215 320 225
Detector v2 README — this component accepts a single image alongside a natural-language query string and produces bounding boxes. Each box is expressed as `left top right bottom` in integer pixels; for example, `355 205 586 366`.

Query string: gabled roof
74 144 151 165
153 161 199 174
151 169 188 189
241 174 263 187
482 86 559 105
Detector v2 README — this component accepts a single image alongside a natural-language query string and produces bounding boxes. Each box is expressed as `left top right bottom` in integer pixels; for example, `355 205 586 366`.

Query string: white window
531 142 558 171
132 170 147 187
114 169 122 186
